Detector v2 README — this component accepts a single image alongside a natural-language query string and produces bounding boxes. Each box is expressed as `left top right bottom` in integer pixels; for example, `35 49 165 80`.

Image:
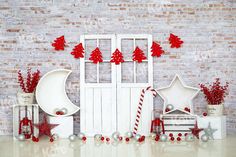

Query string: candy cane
133 86 157 135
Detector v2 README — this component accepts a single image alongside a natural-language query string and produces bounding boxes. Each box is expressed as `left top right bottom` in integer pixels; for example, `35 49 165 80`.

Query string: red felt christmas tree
71 43 85 59
132 46 147 63
110 48 124 65
52 35 66 51
89 47 103 64
151 41 164 57
169 33 183 48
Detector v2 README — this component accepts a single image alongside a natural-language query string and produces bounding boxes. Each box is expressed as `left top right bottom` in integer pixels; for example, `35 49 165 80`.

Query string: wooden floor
0 136 235 157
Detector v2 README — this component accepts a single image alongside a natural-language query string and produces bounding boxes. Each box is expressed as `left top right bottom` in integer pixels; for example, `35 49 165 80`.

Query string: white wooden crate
197 116 226 139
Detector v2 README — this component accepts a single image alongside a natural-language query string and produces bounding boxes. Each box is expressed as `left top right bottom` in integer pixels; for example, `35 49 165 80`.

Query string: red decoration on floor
169 133 173 137
184 107 190 112
132 46 147 63
178 133 182 137
34 114 59 141
169 33 183 48
71 43 85 59
155 135 160 142
32 136 39 142
170 137 175 141
125 137 130 142
52 35 66 51
203 112 208 116
177 137 181 141
151 42 164 57
110 48 124 65
189 122 203 139
89 47 103 64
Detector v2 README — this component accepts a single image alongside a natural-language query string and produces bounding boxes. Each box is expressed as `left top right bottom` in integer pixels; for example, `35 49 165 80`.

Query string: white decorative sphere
112 132 120 141
166 104 174 111
185 133 195 142
69 135 77 142
17 134 25 141
160 134 168 142
94 134 102 141
134 134 141 141
150 133 156 140
201 134 209 142
61 108 68 114
125 131 133 138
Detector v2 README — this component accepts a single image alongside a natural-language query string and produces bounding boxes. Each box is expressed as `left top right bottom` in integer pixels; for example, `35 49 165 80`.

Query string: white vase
17 92 34 105
207 104 224 116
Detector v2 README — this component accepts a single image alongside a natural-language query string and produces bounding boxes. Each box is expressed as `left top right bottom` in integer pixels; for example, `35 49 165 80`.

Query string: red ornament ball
184 133 188 136
82 136 87 141
177 137 181 141
155 135 160 142
203 112 208 116
178 133 182 137
101 136 105 141
170 137 175 141
50 138 54 142
165 108 170 112
125 137 130 142
119 136 123 141
169 133 173 137
106 137 110 142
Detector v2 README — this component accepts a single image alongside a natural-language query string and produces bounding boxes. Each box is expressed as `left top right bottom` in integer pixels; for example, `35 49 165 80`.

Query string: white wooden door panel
80 34 153 136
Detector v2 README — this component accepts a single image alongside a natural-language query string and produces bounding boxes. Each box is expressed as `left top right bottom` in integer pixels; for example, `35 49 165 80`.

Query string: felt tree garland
169 33 184 48
110 48 124 65
71 43 85 59
52 35 66 51
89 47 103 64
151 42 165 57
132 47 147 63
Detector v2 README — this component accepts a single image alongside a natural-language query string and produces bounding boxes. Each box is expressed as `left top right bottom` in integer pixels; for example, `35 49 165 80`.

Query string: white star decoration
157 74 200 114
204 122 217 139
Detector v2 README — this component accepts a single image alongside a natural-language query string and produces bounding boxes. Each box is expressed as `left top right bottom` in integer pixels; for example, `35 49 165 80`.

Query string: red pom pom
169 133 173 137
177 137 181 141
155 135 160 142
170 137 175 141
106 137 110 142
100 136 105 141
203 112 207 116
82 136 87 141
178 133 182 137
184 133 188 136
125 137 130 142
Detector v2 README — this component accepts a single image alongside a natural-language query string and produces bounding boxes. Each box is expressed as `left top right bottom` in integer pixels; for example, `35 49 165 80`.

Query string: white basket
207 104 224 116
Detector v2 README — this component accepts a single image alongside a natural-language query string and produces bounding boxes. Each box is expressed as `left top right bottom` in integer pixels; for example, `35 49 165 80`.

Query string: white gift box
197 116 226 139
48 116 74 138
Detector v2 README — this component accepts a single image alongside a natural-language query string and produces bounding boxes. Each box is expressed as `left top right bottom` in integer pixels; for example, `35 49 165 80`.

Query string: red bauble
169 33 183 48
110 48 124 65
169 133 173 137
178 133 182 137
106 137 110 142
184 107 190 112
203 112 208 116
177 137 181 141
56 111 64 115
189 122 203 139
125 137 130 142
184 133 188 136
82 136 87 141
100 136 105 141
132 46 147 63
170 137 175 141
32 136 39 142
155 135 160 142
89 47 103 64
165 108 170 112
50 138 54 142
119 136 123 141
52 35 66 51
71 43 85 59
151 41 164 57
34 114 59 139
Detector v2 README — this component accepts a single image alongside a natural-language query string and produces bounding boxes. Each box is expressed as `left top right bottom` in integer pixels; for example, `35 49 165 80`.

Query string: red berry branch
18 69 41 93
199 78 229 105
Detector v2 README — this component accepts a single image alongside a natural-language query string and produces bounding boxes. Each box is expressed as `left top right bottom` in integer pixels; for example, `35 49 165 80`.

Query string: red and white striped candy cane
133 86 157 135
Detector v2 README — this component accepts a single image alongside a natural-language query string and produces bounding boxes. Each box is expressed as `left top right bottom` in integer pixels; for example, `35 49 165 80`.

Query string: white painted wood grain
85 88 94 134
93 88 102 134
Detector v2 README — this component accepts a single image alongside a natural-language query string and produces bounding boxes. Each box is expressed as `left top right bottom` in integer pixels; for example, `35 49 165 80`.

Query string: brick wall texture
0 0 235 135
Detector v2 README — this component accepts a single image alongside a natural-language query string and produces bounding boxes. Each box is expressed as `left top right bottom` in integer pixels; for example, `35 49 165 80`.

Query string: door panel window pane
85 62 97 83
121 39 134 60
99 39 111 60
99 63 111 83
136 62 148 83
121 62 134 83
85 40 97 60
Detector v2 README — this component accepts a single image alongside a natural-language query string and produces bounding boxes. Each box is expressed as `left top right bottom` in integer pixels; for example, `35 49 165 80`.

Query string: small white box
197 116 226 139
48 116 74 138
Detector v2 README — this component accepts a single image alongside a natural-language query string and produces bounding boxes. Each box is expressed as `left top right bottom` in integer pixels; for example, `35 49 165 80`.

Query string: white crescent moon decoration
36 69 80 117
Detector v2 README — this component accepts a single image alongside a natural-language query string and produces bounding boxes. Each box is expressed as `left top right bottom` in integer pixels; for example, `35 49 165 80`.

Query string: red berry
169 133 173 137
178 133 182 137
101 136 105 141
138 138 143 143
155 135 160 142
35 138 39 142
82 136 87 141
119 137 123 141
165 108 170 112
184 133 188 136
170 137 175 141
106 137 110 142
125 137 130 142
203 112 207 116
177 137 181 141
50 138 54 142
